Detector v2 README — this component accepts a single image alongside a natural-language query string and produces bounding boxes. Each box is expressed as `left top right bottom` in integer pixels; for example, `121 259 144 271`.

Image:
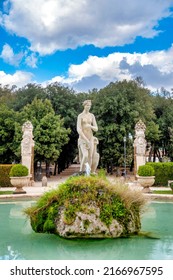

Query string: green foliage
151 92 173 160
12 83 46 111
0 105 18 163
100 203 113 226
0 191 13 195
153 190 173 194
147 162 173 186
0 85 16 108
0 164 13 187
3 79 173 169
145 121 161 142
25 176 146 235
99 195 129 227
15 98 70 164
44 83 81 169
34 112 70 162
97 168 107 179
64 204 78 224
21 98 54 126
9 164 28 177
137 165 155 177
92 80 156 168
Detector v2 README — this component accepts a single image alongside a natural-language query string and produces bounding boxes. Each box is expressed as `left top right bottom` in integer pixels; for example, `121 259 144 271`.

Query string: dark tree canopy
0 79 173 172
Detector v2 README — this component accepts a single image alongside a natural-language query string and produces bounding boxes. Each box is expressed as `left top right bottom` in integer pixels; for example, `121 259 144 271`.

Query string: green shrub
97 168 107 179
147 162 173 186
137 165 155 176
0 164 13 187
9 164 28 177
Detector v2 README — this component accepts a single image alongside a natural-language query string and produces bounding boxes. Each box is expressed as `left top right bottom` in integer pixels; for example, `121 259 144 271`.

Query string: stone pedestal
10 176 29 194
42 176 47 187
136 175 155 193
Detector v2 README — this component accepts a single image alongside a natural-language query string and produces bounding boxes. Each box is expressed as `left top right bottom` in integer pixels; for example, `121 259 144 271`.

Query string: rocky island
25 175 146 239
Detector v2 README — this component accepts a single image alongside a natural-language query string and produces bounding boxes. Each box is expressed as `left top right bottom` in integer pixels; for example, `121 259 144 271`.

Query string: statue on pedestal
77 100 99 173
21 121 34 184
134 119 147 174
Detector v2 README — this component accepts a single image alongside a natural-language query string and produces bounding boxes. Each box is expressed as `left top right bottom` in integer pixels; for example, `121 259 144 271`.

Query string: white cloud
0 44 39 68
25 53 38 68
1 0 173 55
0 44 23 66
0 70 33 87
1 46 173 92
44 46 173 92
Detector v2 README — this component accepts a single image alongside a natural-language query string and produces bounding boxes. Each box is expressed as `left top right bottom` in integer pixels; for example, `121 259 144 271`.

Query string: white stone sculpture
77 100 100 173
21 121 34 184
85 162 91 176
134 119 147 174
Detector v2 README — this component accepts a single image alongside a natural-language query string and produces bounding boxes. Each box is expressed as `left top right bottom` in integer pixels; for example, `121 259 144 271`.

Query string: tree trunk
54 162 57 175
46 161 50 177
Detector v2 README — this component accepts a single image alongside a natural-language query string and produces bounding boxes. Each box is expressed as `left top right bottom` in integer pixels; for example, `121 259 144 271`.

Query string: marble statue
77 100 99 173
21 121 34 184
134 119 147 174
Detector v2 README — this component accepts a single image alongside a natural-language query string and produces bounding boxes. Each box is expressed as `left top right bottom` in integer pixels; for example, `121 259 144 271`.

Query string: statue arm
90 114 98 132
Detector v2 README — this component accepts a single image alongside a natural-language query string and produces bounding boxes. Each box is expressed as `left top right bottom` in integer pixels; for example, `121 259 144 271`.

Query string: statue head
83 100 92 111
22 121 33 134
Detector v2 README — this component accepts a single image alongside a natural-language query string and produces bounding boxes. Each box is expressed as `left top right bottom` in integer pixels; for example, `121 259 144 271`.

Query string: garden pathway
0 164 172 200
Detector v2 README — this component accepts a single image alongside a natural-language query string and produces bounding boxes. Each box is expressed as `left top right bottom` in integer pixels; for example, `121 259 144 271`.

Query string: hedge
146 162 173 186
0 164 13 187
137 165 155 176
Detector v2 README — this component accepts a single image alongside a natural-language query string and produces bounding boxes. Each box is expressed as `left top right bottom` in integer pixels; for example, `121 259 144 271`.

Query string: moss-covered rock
25 176 146 238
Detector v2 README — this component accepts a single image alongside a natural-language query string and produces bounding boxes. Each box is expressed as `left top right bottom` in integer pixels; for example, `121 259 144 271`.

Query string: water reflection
0 200 173 260
0 245 24 260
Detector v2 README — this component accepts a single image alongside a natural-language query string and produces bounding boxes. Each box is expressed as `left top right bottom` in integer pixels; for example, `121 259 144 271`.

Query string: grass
0 191 13 195
152 190 173 195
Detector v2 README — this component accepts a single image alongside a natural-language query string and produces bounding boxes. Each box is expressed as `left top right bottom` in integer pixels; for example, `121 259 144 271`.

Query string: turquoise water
0 200 173 260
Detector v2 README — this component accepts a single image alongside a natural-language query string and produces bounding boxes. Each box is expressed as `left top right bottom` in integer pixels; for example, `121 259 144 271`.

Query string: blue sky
0 0 173 92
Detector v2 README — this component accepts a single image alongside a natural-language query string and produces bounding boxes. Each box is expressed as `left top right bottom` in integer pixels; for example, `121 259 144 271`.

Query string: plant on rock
9 164 29 194
25 176 146 239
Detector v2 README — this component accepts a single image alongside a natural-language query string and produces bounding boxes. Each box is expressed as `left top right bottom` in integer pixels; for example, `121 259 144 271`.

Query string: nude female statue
77 100 99 173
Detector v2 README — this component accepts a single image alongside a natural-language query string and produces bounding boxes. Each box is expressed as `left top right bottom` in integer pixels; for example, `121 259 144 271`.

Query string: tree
92 80 156 170
15 98 70 175
145 121 161 162
12 83 46 111
0 104 18 163
151 92 173 159
0 84 16 108
34 112 70 174
44 83 80 172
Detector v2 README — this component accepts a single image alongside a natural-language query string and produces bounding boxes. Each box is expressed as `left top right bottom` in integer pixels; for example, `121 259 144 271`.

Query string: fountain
85 162 91 176
0 200 173 260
